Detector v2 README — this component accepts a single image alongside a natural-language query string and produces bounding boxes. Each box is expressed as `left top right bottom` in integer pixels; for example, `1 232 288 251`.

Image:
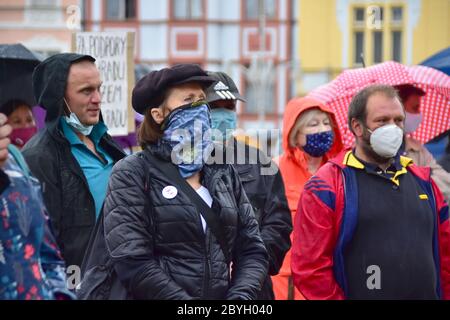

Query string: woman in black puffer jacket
79 64 268 300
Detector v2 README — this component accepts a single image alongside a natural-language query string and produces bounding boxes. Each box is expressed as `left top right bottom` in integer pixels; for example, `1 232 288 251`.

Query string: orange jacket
274 97 343 278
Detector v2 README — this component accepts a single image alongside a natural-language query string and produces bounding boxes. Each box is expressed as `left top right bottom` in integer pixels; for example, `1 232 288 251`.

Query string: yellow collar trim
399 156 413 167
390 166 407 186
343 151 365 169
344 152 413 186
343 151 413 170
389 156 412 186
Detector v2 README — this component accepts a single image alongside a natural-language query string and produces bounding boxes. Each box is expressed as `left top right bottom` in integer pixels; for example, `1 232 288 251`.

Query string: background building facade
0 0 448 149
83 0 297 135
0 0 81 57
298 0 450 95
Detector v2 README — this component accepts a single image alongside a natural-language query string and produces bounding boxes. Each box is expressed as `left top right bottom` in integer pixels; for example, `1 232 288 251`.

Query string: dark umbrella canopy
421 47 450 157
420 46 450 76
0 44 42 108
0 43 42 62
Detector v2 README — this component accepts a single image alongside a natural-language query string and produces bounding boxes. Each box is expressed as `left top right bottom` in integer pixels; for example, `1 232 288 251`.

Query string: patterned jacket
0 145 74 300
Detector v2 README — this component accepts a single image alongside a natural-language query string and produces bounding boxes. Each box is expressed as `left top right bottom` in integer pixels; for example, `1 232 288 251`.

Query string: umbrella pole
360 53 367 68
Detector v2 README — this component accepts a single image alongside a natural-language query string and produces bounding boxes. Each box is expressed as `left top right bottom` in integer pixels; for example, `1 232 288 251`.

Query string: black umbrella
0 43 42 109
0 43 42 62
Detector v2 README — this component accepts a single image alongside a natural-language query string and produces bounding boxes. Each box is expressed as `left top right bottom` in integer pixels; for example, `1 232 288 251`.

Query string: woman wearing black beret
78 64 268 300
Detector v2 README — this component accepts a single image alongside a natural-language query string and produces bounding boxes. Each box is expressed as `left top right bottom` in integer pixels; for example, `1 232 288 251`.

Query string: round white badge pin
162 186 178 199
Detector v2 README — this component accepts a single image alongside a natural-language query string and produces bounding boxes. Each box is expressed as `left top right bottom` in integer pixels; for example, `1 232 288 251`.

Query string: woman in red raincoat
272 97 343 300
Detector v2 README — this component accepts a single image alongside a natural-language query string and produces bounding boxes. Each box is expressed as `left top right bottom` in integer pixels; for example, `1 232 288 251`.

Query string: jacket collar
340 150 413 186
342 150 413 170
59 118 108 146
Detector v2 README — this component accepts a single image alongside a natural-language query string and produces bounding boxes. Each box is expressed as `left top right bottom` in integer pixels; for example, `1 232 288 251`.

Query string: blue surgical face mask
63 98 94 136
160 101 214 178
210 108 237 142
302 130 334 157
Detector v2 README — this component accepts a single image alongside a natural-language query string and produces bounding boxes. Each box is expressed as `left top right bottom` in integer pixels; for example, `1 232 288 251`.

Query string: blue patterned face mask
160 101 214 178
302 130 333 157
210 108 237 142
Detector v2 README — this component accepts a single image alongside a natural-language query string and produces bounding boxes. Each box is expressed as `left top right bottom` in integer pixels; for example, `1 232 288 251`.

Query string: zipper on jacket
201 228 211 299
428 182 442 298
193 187 210 300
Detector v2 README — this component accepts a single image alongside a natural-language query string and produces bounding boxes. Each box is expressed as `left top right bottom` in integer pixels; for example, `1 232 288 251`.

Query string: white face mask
368 124 404 158
63 98 94 136
404 112 423 133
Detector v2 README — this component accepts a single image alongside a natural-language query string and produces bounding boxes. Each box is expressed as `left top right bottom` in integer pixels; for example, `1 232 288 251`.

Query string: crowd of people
0 52 449 300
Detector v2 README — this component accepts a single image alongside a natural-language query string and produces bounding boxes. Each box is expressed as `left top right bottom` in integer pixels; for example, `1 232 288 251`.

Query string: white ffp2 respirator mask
368 124 404 158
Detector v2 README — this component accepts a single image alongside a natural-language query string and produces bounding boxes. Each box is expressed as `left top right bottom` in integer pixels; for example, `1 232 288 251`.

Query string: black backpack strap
143 149 231 264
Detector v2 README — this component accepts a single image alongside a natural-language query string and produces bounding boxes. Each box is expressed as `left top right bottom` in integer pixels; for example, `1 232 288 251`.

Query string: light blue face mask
210 108 237 142
63 98 94 136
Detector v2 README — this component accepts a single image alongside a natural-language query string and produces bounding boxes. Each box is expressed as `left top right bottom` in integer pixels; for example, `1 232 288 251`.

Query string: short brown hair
348 84 400 134
137 107 164 149
137 88 174 148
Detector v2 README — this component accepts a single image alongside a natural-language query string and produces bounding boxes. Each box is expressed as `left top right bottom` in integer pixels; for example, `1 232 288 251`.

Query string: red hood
272 97 344 281
281 97 343 165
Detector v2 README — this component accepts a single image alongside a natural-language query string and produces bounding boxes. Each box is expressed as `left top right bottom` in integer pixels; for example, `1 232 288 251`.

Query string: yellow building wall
299 0 342 74
297 0 449 95
412 0 450 64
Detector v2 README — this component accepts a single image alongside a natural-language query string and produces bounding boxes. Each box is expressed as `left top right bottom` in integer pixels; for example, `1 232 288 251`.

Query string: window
354 32 364 64
29 0 57 8
354 8 365 23
350 5 404 65
373 31 383 63
353 7 365 65
245 0 276 20
26 0 60 24
106 0 136 20
392 31 402 62
392 7 403 22
173 0 203 20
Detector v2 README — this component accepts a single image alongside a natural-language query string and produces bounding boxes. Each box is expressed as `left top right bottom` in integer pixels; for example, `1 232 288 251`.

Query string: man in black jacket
22 53 126 270
206 71 292 299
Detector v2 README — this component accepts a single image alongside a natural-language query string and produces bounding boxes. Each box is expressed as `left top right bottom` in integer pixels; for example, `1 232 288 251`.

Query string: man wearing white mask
291 84 450 300
22 54 126 270
396 84 450 203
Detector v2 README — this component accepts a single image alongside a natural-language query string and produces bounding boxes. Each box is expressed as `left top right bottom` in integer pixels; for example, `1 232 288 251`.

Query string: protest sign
72 31 135 136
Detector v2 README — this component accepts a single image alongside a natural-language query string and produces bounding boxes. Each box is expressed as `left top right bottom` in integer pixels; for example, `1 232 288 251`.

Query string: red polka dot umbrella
307 61 450 148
